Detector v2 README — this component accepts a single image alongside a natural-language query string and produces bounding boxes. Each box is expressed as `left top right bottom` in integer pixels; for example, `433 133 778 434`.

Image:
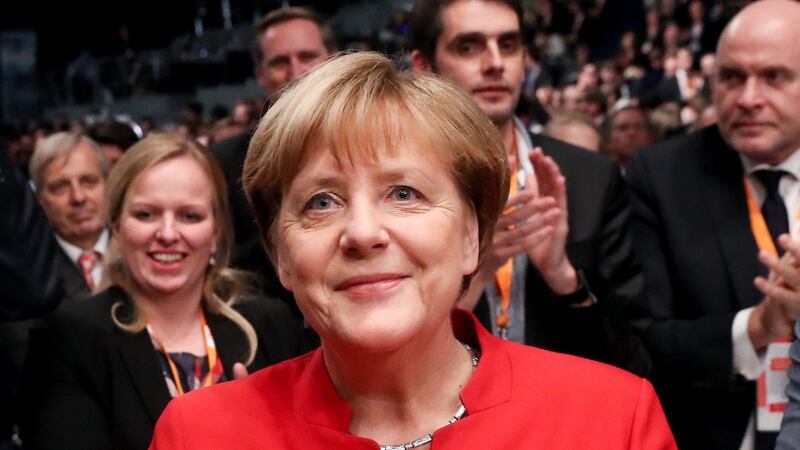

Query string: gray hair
29 132 108 189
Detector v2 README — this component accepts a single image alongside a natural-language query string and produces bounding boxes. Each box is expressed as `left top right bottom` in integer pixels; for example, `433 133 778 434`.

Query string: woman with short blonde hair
151 52 675 449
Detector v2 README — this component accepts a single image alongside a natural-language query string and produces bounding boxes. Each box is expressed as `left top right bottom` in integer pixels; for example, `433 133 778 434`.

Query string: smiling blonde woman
20 134 303 450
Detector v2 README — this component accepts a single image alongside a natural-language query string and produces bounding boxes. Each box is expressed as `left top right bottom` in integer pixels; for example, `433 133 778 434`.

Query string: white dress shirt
734 150 800 449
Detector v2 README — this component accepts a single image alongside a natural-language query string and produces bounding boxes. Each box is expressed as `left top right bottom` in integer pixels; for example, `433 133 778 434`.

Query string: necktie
754 169 789 255
78 250 100 291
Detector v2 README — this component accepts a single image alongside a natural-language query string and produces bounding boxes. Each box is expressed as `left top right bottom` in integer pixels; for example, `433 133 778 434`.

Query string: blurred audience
545 112 601 151
604 104 655 168
88 120 142 169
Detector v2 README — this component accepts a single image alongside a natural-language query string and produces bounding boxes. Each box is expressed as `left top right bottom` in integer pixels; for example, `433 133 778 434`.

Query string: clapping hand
751 234 800 349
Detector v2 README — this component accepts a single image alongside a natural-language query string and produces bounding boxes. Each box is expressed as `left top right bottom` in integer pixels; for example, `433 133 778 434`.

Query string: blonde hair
104 133 258 366
243 52 509 282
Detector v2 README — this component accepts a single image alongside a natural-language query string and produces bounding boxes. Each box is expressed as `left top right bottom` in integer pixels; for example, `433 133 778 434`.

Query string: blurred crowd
4 0 745 175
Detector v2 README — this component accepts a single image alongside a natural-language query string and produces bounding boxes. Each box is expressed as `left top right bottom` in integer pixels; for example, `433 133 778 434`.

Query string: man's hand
523 148 578 295
750 234 800 350
457 185 556 311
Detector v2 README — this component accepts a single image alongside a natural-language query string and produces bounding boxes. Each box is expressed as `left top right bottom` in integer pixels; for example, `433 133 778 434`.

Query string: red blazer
150 310 676 449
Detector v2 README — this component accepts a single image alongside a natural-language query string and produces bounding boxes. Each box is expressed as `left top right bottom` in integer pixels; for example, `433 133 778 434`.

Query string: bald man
626 1 800 448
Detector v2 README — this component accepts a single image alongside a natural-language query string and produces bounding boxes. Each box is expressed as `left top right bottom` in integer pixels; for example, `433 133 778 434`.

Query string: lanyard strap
146 311 220 397
744 177 779 257
494 130 519 335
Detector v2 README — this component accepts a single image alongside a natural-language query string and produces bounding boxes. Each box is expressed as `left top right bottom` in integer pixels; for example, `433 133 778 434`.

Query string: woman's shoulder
151 352 319 447
44 287 126 334
506 341 648 400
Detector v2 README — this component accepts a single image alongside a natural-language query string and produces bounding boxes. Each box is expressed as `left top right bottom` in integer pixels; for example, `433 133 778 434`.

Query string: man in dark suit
0 144 63 447
28 132 109 298
212 7 334 303
409 0 650 376
0 144 62 322
626 1 800 448
1 132 109 445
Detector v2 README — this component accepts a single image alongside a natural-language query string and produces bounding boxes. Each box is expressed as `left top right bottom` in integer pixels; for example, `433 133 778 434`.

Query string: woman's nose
338 201 389 258
155 215 179 244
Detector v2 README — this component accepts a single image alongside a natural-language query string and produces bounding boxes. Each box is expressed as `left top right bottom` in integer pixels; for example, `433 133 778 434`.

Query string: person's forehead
439 0 520 41
615 109 646 124
261 18 326 55
717 36 799 73
43 145 103 183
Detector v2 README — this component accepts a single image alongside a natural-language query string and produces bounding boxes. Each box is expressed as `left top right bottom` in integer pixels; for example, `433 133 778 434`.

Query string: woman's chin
331 312 426 354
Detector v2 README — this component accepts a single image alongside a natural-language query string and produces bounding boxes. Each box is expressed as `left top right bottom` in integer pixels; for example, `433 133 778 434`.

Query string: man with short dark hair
252 7 335 99
213 6 334 305
410 0 650 375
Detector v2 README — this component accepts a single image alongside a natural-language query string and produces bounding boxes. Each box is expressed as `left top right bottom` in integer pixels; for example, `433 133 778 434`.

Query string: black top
19 287 305 450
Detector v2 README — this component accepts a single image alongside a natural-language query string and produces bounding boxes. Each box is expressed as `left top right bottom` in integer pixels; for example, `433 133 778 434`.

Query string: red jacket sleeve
149 400 185 450
630 379 677 450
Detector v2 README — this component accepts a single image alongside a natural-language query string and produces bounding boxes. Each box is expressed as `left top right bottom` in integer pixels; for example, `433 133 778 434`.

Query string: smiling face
429 0 525 126
114 155 218 300
275 141 479 353
714 2 800 165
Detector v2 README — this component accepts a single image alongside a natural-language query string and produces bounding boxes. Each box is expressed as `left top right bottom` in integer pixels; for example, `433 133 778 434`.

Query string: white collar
55 229 110 264
739 148 800 182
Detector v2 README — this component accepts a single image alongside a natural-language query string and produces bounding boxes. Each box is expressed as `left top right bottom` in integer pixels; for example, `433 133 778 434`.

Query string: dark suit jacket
19 287 304 450
0 249 89 421
475 133 651 377
626 125 763 449
0 145 63 322
0 141 97 440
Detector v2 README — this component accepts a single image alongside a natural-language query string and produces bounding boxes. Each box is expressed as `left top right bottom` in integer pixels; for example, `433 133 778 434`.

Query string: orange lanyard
494 131 519 335
744 177 779 257
146 311 220 397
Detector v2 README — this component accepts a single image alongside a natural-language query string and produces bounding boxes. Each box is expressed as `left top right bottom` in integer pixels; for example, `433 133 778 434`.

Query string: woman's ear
276 250 293 292
461 212 480 276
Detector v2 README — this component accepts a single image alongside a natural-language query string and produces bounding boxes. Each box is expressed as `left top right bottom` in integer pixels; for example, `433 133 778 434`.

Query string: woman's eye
306 193 337 211
390 186 419 201
132 210 153 220
183 211 203 222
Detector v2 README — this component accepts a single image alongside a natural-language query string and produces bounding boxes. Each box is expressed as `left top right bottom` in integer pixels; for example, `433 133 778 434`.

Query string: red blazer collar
294 309 513 432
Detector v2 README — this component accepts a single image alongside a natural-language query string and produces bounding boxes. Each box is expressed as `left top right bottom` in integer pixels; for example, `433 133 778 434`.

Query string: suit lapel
700 127 764 309
114 298 173 423
206 311 253 378
58 249 91 303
